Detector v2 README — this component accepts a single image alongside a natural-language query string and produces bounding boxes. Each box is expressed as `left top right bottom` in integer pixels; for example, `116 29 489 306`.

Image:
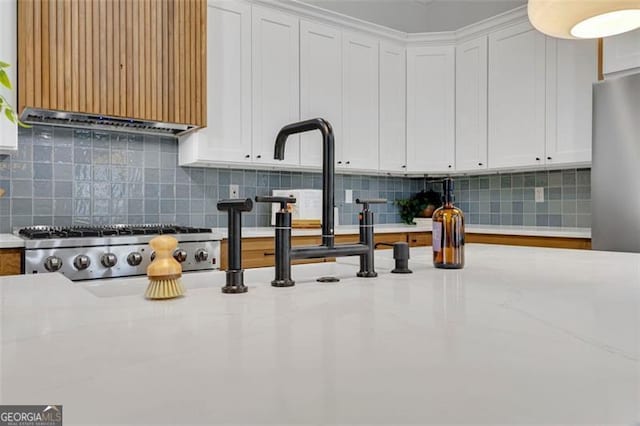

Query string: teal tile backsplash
0 125 591 232
424 169 591 228
0 126 421 232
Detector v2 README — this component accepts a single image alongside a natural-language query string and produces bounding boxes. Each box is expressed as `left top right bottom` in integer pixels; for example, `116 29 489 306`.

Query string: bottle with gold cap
432 178 464 269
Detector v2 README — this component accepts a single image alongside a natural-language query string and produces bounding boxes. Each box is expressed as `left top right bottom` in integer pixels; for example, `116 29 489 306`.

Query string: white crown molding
218 1 529 47
405 31 457 46
408 5 528 45
455 5 529 42
251 0 409 42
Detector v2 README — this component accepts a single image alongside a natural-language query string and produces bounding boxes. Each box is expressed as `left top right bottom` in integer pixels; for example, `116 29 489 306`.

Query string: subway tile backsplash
424 168 591 228
0 126 421 232
0 126 591 233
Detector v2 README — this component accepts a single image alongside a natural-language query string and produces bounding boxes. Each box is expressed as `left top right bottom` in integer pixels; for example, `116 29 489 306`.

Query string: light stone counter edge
0 233 25 249
0 224 591 251
213 223 591 239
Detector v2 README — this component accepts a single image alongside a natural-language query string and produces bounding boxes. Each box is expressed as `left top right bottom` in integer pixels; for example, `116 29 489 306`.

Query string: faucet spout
274 118 334 160
273 118 335 247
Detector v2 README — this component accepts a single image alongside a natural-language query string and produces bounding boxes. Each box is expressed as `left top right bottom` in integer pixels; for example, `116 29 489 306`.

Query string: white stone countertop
0 233 25 249
0 225 590 250
213 223 591 239
218 223 434 238
464 224 591 238
0 245 637 425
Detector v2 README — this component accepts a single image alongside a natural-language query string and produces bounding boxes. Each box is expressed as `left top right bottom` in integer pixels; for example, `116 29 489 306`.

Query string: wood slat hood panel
18 0 206 128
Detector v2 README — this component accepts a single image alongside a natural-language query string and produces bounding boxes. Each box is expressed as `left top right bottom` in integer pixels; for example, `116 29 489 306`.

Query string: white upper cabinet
455 36 488 172
379 42 407 174
545 38 597 166
604 28 640 77
341 32 379 172
181 1 594 174
179 0 252 166
488 22 546 169
299 21 342 169
406 45 455 173
0 0 18 153
252 6 300 166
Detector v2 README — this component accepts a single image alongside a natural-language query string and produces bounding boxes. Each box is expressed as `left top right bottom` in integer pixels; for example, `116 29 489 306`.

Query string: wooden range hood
18 0 206 136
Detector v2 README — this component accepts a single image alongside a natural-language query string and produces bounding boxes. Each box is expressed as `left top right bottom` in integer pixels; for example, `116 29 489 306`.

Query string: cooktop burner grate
18 224 213 240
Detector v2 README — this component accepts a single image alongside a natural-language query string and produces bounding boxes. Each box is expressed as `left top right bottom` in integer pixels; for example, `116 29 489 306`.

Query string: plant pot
419 204 436 218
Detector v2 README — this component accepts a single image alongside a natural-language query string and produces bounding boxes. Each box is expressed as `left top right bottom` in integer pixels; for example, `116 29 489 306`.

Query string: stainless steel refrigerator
592 72 640 253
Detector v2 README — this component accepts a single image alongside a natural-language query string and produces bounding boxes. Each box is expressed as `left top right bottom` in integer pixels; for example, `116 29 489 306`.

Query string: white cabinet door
406 45 455 173
604 28 640 77
299 20 342 169
252 6 300 166
0 0 17 153
546 38 597 166
455 36 487 172
488 22 546 169
341 32 379 172
179 0 252 165
379 42 406 174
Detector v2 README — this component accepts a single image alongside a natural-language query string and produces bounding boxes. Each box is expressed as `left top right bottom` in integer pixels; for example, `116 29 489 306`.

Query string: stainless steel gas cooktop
17 224 222 281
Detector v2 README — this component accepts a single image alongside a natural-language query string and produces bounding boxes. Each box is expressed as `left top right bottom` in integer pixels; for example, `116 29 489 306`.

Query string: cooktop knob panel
101 253 118 268
73 255 91 270
195 249 209 262
173 249 188 263
127 252 143 266
44 256 63 272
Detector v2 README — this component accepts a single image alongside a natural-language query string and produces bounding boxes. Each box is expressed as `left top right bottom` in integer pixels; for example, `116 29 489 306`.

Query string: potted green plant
0 61 25 125
0 61 25 205
395 189 442 225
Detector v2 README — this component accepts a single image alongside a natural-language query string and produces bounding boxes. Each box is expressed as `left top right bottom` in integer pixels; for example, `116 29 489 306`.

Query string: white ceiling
298 0 527 33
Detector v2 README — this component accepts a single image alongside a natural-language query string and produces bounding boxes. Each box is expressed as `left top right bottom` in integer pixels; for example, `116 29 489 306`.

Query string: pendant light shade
528 0 640 39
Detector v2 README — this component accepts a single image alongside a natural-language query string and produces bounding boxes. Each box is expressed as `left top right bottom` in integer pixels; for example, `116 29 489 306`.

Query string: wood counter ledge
218 224 591 269
0 235 25 276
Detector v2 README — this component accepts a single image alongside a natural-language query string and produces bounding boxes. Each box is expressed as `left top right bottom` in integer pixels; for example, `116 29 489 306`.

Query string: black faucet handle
356 198 387 210
217 198 253 212
255 195 296 211
217 198 252 294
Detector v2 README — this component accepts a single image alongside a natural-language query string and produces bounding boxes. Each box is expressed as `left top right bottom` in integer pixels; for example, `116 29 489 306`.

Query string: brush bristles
145 278 185 300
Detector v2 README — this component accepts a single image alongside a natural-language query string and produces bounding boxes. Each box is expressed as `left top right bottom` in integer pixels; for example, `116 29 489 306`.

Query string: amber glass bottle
432 178 464 269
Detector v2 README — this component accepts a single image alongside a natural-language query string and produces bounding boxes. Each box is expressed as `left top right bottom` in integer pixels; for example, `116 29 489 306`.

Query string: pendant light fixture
528 0 640 39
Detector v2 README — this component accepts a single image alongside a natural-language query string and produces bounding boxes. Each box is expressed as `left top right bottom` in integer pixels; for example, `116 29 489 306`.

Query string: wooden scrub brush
145 235 186 300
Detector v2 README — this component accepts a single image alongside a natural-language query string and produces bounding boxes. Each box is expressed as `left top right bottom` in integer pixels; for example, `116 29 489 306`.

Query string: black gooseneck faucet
256 118 386 284
275 118 336 248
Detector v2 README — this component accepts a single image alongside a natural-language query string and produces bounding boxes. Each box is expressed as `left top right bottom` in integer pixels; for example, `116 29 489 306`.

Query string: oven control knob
127 252 143 266
195 249 209 262
150 252 156 261
73 255 91 270
101 253 118 268
173 249 188 263
44 256 63 272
